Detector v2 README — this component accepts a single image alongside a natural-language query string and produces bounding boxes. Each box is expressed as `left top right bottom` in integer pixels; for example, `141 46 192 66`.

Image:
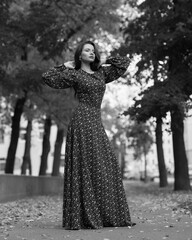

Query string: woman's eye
85 49 94 53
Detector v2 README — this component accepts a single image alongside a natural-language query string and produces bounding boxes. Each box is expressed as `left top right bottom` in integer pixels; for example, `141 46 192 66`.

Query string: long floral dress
42 56 134 230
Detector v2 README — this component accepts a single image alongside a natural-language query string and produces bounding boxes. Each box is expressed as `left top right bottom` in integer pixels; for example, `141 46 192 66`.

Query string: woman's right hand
64 61 75 69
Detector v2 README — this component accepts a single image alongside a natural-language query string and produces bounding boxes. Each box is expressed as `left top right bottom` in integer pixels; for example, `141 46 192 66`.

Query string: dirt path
0 181 191 240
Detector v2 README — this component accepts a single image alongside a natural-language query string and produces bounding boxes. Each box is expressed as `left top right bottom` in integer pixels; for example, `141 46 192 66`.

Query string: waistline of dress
78 102 101 110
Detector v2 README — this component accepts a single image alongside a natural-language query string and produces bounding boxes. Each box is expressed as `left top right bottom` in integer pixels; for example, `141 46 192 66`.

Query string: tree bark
39 116 52 176
120 142 126 180
52 126 64 176
21 119 32 175
171 108 191 190
5 95 27 174
155 117 168 187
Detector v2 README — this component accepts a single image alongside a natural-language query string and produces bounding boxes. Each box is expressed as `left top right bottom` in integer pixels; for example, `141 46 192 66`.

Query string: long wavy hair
74 40 100 71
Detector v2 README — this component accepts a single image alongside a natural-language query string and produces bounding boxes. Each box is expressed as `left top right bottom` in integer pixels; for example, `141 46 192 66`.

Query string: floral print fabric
42 56 133 229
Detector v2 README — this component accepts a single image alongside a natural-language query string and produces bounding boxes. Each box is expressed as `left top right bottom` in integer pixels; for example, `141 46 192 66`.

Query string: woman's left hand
99 54 107 66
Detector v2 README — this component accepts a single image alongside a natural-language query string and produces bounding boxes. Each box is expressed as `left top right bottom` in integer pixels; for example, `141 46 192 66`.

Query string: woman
42 40 135 230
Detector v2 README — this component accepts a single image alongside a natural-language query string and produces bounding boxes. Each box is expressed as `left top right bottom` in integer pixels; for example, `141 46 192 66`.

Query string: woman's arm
42 62 76 89
101 56 131 84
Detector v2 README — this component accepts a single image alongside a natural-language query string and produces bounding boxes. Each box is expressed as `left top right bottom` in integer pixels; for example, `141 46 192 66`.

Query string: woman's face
80 43 95 63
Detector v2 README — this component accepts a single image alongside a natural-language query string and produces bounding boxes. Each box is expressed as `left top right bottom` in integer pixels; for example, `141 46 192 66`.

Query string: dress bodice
74 69 106 109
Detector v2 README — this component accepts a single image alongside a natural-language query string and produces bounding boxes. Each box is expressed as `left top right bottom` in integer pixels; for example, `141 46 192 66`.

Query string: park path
0 181 191 240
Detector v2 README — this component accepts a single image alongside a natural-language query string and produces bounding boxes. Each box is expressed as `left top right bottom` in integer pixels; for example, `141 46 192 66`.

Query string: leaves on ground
0 181 191 240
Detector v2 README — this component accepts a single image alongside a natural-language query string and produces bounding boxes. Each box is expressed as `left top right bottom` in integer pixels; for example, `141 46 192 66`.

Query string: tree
122 0 192 190
5 92 27 173
127 121 154 182
1 0 44 173
33 79 76 176
102 85 131 179
126 80 190 186
21 119 32 175
39 115 51 176
52 125 65 177
4 67 42 174
155 117 168 187
20 100 40 175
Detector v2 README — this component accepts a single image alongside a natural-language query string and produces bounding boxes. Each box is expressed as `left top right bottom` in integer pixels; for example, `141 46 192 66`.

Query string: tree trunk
155 117 168 187
152 60 168 187
171 108 191 190
52 126 64 176
5 95 27 174
120 142 126 179
144 147 148 183
39 116 52 176
21 119 32 175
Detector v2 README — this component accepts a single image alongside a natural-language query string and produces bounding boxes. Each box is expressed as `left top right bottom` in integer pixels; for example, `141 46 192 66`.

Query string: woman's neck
81 62 94 73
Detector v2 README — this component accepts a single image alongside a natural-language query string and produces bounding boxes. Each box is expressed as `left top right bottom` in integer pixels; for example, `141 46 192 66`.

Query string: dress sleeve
42 64 77 89
102 56 131 84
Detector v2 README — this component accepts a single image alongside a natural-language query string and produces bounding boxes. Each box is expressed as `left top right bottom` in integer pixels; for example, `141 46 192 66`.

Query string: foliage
0 0 18 64
1 0 126 124
121 0 192 121
125 80 189 122
6 0 123 59
0 183 192 238
34 86 77 129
